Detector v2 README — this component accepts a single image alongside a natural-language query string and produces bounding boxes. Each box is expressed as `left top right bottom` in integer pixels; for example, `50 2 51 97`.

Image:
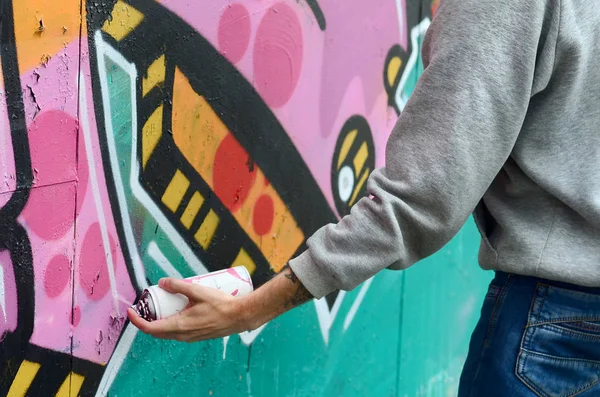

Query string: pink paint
21 182 77 240
27 110 78 186
0 250 18 338
78 222 117 301
218 3 251 64
44 254 71 298
253 3 303 108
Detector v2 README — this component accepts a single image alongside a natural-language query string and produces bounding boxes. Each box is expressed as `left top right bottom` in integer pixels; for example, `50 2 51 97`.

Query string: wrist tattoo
282 264 313 308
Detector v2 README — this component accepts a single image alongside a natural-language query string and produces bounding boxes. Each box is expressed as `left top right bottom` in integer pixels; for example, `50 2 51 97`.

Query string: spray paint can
131 267 253 322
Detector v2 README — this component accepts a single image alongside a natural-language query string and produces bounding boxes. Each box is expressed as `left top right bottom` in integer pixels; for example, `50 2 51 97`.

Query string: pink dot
28 110 78 186
218 4 251 64
71 306 81 327
78 223 117 301
253 3 303 108
253 194 274 236
44 254 71 298
22 182 76 240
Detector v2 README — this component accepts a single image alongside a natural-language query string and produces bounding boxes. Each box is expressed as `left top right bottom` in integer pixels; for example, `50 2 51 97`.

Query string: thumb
158 278 201 301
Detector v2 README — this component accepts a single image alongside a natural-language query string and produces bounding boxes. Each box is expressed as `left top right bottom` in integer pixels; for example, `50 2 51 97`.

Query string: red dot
22 182 76 240
213 135 257 212
44 254 71 298
253 3 303 108
253 195 274 236
78 223 117 301
71 305 81 327
218 4 251 64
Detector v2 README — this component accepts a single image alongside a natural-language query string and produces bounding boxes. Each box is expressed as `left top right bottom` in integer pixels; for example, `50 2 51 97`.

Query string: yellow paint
171 68 304 271
231 248 256 275
102 0 144 41
142 105 164 168
353 142 369 176
161 170 190 213
55 372 85 397
349 168 370 206
387 56 402 86
181 191 204 229
7 360 41 397
195 210 219 250
143 54 166 96
12 0 82 71
337 129 358 170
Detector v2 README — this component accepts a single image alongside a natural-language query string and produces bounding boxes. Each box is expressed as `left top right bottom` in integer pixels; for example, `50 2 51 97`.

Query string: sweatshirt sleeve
289 0 556 299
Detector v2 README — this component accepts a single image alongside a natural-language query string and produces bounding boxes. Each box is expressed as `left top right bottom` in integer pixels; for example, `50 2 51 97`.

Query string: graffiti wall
0 0 491 395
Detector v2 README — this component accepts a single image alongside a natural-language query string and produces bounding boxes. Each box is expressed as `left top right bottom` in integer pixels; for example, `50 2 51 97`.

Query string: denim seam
519 349 600 397
517 350 600 397
465 276 512 397
539 323 600 343
483 275 513 347
529 317 600 327
516 283 547 397
521 348 600 366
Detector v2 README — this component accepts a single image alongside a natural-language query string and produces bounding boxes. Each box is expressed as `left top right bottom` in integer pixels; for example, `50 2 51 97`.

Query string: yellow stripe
142 105 163 168
161 170 190 213
349 168 370 206
352 142 369 176
194 210 219 250
180 192 205 229
7 360 41 397
55 372 85 397
337 129 358 170
387 56 402 86
143 54 166 96
231 248 256 275
102 1 144 41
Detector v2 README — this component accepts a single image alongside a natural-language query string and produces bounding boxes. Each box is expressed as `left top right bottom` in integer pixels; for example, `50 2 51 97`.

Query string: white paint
0 264 5 323
222 335 230 360
396 0 405 47
394 18 431 111
238 324 267 345
246 372 253 397
343 277 373 331
79 71 120 315
313 291 346 345
93 33 150 291
94 323 139 397
147 241 182 279
95 32 208 280
338 165 355 203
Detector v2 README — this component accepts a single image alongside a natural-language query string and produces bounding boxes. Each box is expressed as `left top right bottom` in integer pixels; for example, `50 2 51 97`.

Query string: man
129 0 600 394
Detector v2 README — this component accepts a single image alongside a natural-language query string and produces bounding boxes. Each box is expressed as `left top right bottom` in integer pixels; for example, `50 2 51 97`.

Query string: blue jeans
458 272 600 397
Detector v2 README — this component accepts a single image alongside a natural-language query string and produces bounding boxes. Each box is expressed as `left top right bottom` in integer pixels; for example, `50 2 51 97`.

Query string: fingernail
158 278 166 287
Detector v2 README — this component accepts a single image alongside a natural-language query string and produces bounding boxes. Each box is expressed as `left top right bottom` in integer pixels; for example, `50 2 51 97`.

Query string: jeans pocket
516 284 600 397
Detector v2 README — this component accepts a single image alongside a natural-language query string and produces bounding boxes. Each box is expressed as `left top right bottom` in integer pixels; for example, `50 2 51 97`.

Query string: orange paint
12 0 84 72
171 68 304 271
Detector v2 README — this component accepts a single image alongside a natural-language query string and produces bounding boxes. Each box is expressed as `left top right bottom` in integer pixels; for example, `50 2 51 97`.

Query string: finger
128 307 182 336
158 278 201 301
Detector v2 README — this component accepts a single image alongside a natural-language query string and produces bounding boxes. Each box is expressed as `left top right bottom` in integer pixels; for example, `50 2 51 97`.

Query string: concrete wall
0 0 492 395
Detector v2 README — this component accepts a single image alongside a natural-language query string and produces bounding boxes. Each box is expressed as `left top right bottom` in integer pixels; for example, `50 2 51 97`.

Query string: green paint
100 15 491 397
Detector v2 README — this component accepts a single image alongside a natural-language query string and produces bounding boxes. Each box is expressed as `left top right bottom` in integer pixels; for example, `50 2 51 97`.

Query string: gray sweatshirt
289 0 600 299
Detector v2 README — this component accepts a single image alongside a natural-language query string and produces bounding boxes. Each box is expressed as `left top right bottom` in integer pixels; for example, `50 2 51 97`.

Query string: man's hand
128 265 314 342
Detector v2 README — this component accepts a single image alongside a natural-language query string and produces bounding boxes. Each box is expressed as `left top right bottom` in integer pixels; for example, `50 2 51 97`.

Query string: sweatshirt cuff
288 250 338 299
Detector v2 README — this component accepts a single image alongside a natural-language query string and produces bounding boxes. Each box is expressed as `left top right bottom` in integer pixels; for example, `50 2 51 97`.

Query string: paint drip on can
131 266 254 322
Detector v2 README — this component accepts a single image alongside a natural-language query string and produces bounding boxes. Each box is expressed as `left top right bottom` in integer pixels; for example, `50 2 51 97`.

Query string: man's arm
128 265 314 341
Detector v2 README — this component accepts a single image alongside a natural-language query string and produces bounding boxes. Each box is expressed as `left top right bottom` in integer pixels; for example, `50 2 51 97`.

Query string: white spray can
131 267 254 322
